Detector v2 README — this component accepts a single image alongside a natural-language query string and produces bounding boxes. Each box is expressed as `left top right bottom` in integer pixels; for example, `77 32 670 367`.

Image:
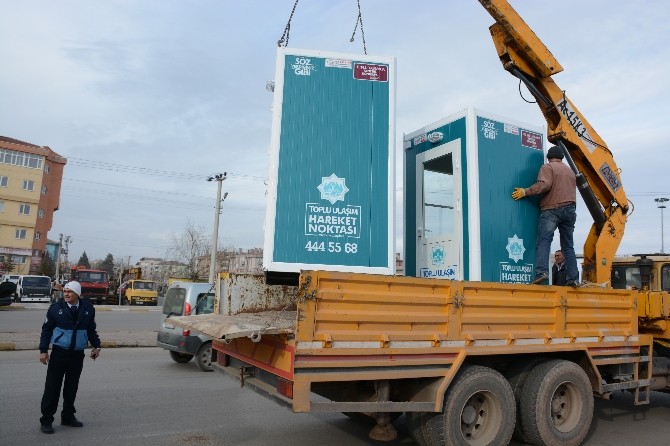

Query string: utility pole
62 236 72 271
207 173 227 284
655 197 669 254
55 234 63 284
54 235 72 283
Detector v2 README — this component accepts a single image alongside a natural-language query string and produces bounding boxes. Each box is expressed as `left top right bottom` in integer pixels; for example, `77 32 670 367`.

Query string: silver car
157 282 215 372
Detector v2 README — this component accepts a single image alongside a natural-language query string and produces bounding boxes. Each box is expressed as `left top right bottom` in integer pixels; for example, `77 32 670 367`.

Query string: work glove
512 187 526 200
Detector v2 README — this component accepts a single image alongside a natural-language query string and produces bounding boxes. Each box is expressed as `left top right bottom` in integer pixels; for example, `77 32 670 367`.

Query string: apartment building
196 248 264 279
0 136 66 275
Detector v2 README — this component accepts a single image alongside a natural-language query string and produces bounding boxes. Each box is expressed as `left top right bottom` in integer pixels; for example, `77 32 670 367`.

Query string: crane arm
479 0 629 284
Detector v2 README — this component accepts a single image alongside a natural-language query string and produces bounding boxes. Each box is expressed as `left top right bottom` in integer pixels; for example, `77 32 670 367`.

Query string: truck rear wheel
519 359 593 446
506 357 548 442
425 365 515 446
170 351 193 363
405 411 433 446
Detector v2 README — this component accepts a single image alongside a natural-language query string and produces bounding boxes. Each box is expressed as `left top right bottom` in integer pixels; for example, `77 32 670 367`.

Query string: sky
1 0 669 266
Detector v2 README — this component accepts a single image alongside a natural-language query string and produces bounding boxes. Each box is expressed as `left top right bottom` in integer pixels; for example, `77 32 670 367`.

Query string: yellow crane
479 0 629 285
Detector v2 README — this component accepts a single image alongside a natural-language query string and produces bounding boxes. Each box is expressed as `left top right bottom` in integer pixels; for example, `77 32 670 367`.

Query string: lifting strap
277 0 300 48
277 0 369 54
350 0 368 55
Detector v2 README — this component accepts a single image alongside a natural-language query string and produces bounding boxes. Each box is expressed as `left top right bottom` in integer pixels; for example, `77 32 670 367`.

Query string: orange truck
70 266 110 305
167 1 670 445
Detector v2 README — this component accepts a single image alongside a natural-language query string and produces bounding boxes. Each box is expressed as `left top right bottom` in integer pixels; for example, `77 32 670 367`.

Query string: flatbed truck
167 1 670 445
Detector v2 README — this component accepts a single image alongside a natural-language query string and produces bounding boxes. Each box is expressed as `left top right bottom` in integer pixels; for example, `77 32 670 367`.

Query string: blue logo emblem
317 173 349 204
431 245 445 266
506 234 526 263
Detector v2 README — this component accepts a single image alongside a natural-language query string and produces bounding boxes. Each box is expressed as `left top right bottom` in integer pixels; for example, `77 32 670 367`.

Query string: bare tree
166 221 211 280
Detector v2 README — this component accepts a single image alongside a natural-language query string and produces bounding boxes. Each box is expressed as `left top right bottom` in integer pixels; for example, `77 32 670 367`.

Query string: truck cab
15 275 52 303
124 279 158 306
71 267 110 305
611 254 670 292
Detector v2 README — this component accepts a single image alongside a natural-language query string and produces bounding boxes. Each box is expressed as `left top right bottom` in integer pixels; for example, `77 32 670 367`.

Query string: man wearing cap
512 146 579 287
38 281 101 434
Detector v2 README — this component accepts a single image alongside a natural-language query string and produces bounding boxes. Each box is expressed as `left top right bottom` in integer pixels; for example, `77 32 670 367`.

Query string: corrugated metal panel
218 273 297 315
475 112 544 283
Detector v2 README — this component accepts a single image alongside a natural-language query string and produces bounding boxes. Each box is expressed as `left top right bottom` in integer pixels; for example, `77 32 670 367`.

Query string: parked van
1 274 20 285
123 279 159 306
157 282 215 371
16 275 52 303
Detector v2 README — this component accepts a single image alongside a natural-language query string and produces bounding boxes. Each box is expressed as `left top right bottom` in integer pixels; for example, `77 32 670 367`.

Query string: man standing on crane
512 146 579 287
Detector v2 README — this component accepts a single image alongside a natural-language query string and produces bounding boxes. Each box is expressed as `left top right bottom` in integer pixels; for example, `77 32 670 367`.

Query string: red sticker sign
521 130 543 150
353 63 388 82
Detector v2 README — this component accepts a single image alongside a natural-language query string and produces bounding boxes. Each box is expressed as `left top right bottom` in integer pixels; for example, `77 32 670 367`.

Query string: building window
0 200 4 212
45 164 50 174
23 179 35 191
0 176 7 187
35 232 41 241
19 204 31 215
16 228 27 239
41 185 48 195
38 208 45 218
11 255 27 264
0 148 43 169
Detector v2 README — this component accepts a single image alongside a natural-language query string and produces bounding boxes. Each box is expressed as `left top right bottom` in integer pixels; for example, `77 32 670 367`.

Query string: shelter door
416 140 461 279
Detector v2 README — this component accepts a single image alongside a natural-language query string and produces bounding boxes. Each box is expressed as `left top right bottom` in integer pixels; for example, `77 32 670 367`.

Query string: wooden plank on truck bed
167 311 296 341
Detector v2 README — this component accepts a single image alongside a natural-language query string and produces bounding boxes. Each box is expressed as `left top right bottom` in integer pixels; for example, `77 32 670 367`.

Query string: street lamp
655 197 669 254
207 173 227 284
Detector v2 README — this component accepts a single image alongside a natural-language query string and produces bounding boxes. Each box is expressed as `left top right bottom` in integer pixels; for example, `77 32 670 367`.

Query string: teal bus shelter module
263 48 396 275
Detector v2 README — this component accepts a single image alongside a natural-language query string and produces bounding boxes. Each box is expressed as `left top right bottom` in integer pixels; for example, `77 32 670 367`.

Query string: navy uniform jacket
39 299 101 353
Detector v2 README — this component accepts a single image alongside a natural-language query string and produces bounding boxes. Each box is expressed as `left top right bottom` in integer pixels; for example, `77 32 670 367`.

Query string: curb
0 341 158 351
0 305 160 313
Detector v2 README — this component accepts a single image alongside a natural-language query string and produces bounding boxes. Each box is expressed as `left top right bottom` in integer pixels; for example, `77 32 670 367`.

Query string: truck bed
169 271 662 418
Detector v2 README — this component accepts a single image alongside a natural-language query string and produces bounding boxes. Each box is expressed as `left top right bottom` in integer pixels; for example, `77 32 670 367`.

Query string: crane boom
479 0 629 285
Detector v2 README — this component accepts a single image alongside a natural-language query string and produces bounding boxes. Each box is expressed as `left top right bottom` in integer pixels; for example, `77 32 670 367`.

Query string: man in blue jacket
38 281 101 434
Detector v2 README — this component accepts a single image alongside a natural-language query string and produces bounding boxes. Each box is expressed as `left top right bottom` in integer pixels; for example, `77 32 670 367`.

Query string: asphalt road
0 348 411 446
2 307 670 445
0 303 163 332
0 303 163 349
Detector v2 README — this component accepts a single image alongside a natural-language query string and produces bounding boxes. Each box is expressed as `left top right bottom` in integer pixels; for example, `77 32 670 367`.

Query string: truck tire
654 340 670 358
196 342 214 372
506 357 549 442
170 351 193 363
425 365 515 446
405 411 434 446
519 359 593 446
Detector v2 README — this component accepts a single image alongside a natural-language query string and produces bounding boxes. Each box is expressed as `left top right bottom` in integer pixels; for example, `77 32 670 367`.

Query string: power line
60 190 265 212
67 157 268 181
69 234 172 250
63 178 212 200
